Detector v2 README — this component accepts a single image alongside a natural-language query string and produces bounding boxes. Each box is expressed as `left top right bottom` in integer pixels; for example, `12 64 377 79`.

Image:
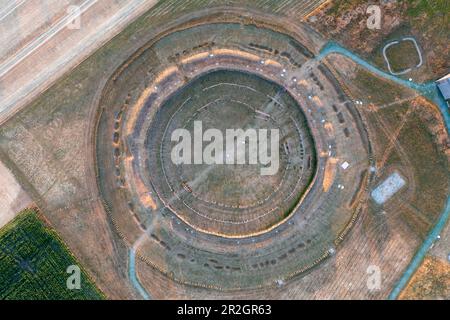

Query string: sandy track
0 0 159 124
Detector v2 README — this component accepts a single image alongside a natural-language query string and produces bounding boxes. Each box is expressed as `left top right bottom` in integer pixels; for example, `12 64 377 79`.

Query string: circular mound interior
143 70 316 237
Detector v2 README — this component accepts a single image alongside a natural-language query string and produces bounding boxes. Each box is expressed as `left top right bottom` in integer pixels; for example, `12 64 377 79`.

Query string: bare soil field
0 161 31 228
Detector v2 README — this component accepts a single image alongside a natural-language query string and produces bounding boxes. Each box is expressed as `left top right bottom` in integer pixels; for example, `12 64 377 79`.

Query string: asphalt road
0 0 159 124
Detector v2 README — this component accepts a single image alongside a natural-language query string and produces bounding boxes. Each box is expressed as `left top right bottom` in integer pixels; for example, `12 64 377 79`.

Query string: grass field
0 209 104 300
353 68 414 105
402 0 449 18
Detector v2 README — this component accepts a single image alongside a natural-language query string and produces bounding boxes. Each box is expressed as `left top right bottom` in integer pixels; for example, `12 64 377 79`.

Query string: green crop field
0 209 104 300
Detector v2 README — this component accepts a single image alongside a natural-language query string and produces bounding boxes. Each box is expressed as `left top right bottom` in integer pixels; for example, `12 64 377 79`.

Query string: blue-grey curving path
129 249 151 300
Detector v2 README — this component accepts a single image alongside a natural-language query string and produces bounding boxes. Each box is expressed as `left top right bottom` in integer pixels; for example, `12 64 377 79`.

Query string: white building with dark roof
436 74 450 101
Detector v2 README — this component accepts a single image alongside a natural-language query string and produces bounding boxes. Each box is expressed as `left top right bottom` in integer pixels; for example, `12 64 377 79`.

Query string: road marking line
0 0 27 22
0 0 97 79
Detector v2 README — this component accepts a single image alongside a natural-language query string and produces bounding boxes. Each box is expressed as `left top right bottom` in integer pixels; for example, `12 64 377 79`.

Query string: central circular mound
94 19 368 289
143 70 316 237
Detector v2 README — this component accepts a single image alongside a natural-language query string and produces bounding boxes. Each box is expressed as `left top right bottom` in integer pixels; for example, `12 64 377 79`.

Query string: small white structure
276 279 285 287
341 161 350 170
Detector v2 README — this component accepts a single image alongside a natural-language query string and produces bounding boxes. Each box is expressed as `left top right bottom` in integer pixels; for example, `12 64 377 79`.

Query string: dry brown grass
399 256 450 300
